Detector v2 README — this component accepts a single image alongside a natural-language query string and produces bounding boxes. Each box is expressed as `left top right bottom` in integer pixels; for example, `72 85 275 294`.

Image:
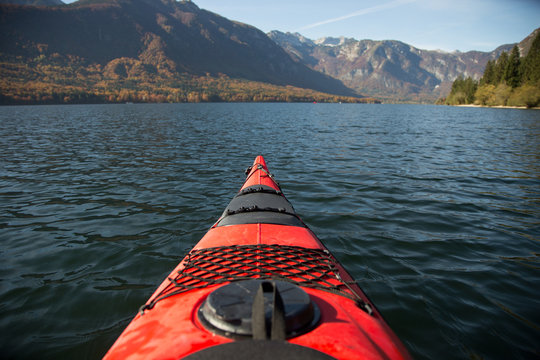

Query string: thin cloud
297 0 418 31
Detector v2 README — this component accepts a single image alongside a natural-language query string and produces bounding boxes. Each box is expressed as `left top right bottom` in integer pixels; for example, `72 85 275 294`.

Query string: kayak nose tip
254 155 267 168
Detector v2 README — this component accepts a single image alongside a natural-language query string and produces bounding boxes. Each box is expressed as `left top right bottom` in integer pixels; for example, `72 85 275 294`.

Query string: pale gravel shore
454 104 540 109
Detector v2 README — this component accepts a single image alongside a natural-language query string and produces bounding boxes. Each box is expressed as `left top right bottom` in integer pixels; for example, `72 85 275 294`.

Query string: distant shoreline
454 104 540 110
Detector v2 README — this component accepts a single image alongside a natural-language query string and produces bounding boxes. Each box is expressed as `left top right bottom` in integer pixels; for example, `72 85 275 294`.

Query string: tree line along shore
441 32 540 108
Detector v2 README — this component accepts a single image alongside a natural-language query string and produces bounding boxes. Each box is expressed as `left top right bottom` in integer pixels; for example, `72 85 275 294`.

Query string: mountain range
268 31 520 102
0 0 537 103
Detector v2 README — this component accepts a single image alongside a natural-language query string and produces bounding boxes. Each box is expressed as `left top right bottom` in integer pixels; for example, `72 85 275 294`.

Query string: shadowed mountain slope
0 0 358 97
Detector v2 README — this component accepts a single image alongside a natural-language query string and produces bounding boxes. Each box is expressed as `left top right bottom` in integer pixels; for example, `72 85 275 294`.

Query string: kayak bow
104 156 411 360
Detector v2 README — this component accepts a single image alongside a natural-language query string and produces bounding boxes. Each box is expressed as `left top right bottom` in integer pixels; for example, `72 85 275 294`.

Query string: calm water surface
0 103 539 359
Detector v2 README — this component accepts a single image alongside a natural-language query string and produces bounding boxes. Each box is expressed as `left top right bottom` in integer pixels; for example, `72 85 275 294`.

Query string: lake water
0 103 538 359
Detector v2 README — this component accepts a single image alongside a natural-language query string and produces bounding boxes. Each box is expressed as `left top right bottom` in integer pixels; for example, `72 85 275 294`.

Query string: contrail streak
297 0 418 31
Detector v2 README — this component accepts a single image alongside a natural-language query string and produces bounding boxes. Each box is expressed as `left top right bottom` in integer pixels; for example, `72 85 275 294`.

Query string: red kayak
104 156 411 360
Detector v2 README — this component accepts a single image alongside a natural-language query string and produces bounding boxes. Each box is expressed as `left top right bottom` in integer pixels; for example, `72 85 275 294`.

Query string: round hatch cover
198 279 319 338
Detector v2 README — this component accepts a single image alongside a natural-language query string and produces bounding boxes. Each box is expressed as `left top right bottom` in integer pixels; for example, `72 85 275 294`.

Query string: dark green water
1 103 538 359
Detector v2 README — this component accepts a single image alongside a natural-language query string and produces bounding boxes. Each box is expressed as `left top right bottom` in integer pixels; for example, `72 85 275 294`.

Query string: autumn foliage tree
0 54 377 105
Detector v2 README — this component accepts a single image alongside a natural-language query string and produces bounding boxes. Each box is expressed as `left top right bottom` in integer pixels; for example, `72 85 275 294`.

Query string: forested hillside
0 57 374 104
0 0 374 105
445 30 540 107
0 0 63 5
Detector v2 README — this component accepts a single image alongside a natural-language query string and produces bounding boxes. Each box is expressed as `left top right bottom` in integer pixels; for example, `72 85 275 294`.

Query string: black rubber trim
216 212 305 227
222 192 296 216
216 185 305 227
237 185 283 197
182 340 337 360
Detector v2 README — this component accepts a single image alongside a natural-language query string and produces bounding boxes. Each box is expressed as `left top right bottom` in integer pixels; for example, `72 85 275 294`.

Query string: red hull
104 156 411 360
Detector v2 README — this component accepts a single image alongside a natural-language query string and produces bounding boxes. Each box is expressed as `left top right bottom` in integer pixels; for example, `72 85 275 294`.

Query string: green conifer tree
446 76 477 104
521 32 540 84
504 45 521 87
494 51 508 84
480 60 495 85
464 77 478 103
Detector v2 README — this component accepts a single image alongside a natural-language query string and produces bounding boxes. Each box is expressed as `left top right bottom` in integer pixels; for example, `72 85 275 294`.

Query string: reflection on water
0 104 539 359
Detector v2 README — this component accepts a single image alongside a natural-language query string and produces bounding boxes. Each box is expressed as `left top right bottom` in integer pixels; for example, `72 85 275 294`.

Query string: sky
63 0 540 52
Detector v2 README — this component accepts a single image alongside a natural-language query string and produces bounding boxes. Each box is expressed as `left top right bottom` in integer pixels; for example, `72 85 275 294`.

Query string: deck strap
140 244 373 315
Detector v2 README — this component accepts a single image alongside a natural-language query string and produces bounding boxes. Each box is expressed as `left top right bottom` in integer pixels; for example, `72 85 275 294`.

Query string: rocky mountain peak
314 36 353 47
269 31 517 102
518 27 540 57
267 31 314 47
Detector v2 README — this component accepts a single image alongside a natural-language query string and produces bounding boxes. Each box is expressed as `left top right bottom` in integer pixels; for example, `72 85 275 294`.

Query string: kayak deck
104 156 411 360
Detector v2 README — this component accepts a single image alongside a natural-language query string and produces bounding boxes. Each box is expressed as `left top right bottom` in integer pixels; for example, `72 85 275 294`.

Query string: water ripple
0 104 539 359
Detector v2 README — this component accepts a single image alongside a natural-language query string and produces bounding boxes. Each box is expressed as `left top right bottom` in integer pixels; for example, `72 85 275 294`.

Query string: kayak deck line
139 244 373 316
104 155 412 360
244 162 278 186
